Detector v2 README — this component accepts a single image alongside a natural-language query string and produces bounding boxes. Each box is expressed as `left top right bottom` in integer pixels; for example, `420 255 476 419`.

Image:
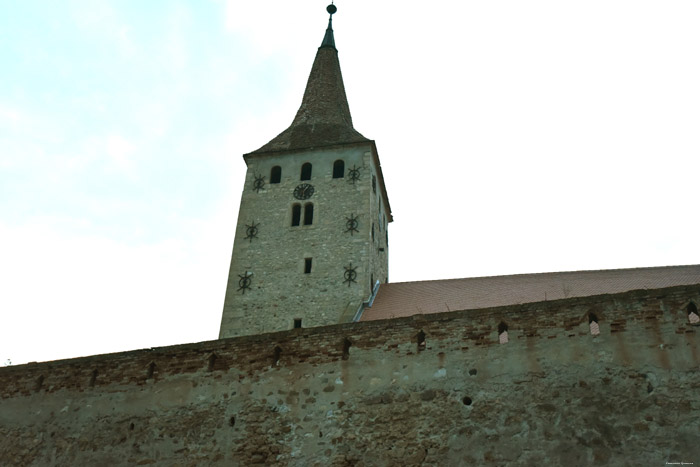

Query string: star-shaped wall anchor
343 263 357 286
244 222 259 242
347 165 361 184
252 174 265 192
345 214 359 235
238 271 252 294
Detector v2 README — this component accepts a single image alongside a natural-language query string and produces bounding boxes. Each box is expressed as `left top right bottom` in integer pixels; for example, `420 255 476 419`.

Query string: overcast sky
2 1 699 365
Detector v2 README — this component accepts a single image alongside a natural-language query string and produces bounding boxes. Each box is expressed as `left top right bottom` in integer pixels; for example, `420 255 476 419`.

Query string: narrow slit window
417 330 426 351
333 160 345 178
273 346 282 365
300 162 312 181
303 203 314 225
342 338 352 360
372 223 375 240
498 322 509 344
589 313 600 335
270 166 282 184
291 204 301 226
304 258 312 274
688 302 699 324
372 175 376 194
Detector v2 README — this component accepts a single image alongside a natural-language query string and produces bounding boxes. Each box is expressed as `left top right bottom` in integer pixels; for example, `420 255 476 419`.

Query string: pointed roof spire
320 3 337 49
249 3 369 155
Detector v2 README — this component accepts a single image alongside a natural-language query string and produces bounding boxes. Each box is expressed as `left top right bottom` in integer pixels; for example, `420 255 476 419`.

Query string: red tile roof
360 265 700 321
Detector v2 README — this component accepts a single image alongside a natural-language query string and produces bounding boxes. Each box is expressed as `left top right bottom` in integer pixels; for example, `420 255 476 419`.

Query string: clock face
293 183 315 200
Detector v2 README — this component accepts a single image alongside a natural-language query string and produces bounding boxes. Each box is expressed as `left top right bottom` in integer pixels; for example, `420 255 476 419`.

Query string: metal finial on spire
320 3 337 49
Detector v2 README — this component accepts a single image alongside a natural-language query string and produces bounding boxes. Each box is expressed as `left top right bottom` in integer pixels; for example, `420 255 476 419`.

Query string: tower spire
320 3 337 49
249 3 368 154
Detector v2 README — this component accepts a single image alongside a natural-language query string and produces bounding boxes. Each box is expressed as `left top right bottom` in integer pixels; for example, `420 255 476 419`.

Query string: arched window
270 166 281 184
688 302 699 324
291 204 301 226
333 160 345 178
303 203 314 225
300 162 312 181
498 322 509 344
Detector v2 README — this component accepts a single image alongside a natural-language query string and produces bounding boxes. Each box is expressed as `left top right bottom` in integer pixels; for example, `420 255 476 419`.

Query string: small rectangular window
270 166 281 184
294 319 302 329
300 163 312 181
304 258 312 274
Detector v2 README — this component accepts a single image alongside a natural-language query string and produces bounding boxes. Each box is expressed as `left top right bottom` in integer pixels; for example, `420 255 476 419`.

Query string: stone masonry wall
367 144 389 289
220 142 388 338
2 285 700 466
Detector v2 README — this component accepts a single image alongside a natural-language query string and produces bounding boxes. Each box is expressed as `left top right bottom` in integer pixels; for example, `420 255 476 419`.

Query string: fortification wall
1 285 699 466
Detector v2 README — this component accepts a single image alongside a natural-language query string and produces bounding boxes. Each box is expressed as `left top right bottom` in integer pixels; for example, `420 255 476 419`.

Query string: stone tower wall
220 142 389 338
3 285 699 465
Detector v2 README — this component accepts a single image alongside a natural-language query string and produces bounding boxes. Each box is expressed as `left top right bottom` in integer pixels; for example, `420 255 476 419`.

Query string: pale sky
2 1 699 365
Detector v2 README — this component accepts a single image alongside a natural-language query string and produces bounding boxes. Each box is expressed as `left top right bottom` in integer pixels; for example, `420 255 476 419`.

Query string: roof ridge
385 264 700 286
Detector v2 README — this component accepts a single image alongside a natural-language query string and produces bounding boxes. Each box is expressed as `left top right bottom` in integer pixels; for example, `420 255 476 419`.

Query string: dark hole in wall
294 319 302 329
147 362 156 379
462 396 472 406
273 346 282 366
229 416 236 427
342 338 352 360
129 423 135 431
589 312 599 323
469 369 477 376
498 322 508 334
35 375 44 392
417 330 426 351
89 369 97 387
207 353 217 372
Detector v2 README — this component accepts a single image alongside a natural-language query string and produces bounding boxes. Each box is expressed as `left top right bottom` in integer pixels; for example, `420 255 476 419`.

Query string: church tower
219 5 392 338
